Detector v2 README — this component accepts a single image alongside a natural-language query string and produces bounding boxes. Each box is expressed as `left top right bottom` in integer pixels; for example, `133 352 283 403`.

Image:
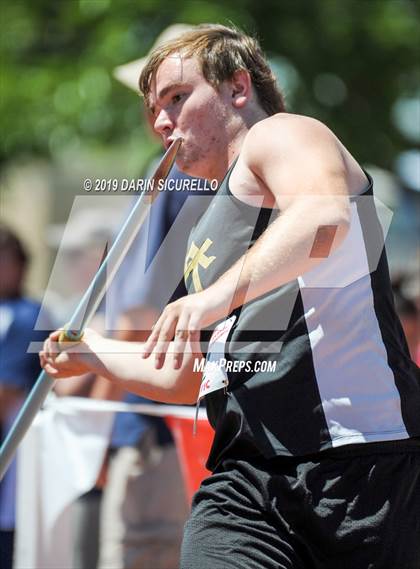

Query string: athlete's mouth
164 137 175 150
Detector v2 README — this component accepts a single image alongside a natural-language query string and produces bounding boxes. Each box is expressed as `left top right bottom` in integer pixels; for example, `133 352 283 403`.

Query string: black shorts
181 440 420 569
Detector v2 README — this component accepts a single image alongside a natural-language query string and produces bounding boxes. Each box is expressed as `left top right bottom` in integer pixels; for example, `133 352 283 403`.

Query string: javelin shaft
0 371 54 481
67 137 182 337
0 139 182 481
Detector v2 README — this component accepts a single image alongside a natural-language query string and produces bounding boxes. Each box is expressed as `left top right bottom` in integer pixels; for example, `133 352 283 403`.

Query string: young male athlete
41 25 420 568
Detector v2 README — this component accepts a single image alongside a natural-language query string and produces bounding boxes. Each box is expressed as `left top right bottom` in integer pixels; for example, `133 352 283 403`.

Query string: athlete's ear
230 69 252 109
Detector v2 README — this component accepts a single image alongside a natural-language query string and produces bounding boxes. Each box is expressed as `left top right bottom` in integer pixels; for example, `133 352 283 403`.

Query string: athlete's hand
142 290 229 369
40 328 101 379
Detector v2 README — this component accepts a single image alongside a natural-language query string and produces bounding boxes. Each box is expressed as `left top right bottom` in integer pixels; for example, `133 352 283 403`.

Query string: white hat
114 23 195 93
47 209 119 250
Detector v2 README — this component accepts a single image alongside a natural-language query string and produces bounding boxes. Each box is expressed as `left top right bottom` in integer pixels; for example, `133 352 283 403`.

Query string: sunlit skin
148 54 255 182
41 53 367 402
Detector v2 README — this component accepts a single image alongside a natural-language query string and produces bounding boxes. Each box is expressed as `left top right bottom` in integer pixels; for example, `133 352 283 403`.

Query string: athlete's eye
171 93 184 105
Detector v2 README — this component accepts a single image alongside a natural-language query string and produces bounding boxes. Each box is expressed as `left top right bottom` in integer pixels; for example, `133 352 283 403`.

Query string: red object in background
165 416 214 503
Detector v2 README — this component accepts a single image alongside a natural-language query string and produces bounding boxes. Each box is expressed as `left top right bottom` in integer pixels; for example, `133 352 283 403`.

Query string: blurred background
1 0 419 303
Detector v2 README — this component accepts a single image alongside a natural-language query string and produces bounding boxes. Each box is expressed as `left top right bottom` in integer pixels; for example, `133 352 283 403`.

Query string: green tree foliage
1 0 419 170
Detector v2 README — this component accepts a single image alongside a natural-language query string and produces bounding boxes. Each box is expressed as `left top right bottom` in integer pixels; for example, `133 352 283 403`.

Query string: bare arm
143 115 353 367
87 305 160 401
207 116 352 305
41 328 203 405
53 307 160 401
53 373 97 397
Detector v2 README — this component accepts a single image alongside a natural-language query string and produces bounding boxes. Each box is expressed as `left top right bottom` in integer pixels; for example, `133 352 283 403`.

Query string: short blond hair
139 24 286 116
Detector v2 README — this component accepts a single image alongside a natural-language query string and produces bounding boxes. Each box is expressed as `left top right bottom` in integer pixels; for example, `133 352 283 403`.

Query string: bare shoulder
243 113 340 166
241 113 365 201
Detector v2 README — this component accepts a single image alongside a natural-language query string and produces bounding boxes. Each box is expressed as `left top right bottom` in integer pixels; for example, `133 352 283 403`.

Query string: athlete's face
149 55 235 181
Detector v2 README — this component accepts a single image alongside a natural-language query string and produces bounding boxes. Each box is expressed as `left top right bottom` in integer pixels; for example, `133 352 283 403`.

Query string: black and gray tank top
184 160 420 471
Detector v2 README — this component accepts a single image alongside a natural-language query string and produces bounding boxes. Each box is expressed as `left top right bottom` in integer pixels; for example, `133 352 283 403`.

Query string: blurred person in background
99 177 192 569
48 209 121 569
99 165 214 569
0 224 52 569
98 24 214 569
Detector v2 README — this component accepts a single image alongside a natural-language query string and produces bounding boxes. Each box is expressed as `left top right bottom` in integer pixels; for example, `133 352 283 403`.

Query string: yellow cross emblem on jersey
184 238 216 292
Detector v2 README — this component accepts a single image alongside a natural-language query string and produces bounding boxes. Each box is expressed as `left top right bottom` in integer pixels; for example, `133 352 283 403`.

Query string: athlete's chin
175 144 211 178
175 156 201 178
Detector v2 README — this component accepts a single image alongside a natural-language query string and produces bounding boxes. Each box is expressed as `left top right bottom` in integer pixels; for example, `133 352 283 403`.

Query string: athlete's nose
154 108 174 138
